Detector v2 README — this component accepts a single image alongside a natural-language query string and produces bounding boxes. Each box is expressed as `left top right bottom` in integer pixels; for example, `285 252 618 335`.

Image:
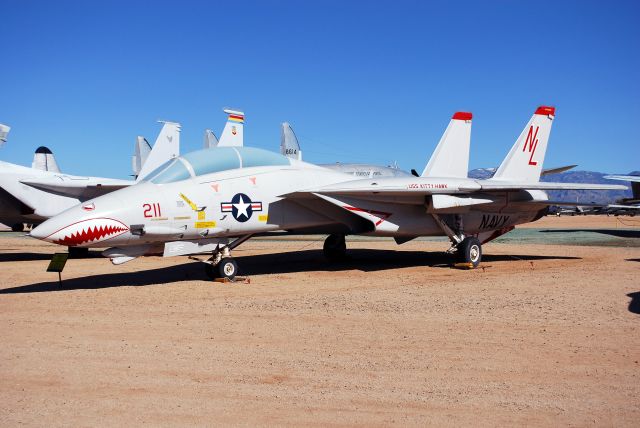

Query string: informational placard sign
47 253 69 286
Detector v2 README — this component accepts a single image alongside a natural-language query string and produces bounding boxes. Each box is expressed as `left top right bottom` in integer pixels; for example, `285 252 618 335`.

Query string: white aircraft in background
0 121 180 237
0 124 10 146
604 173 640 212
31 106 625 278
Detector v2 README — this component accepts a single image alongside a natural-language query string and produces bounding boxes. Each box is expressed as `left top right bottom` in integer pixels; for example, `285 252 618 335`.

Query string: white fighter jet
0 121 180 234
604 173 640 212
30 106 625 279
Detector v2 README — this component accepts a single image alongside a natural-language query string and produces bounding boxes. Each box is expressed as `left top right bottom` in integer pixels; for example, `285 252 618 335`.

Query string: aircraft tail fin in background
217 109 244 147
0 123 10 145
280 122 302 160
492 106 555 183
203 129 219 149
132 136 152 177
421 112 472 177
136 121 181 181
32 146 61 173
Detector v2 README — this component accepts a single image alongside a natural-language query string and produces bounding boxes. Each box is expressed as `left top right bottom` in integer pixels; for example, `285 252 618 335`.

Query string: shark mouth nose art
45 218 129 246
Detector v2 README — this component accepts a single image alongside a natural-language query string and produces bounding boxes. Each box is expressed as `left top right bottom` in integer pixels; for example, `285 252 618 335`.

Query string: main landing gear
431 213 483 268
204 234 252 281
323 234 347 261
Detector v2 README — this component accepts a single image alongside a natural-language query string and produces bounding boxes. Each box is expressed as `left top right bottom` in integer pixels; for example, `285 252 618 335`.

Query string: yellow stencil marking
179 193 199 211
195 221 216 229
197 211 206 220
258 215 268 222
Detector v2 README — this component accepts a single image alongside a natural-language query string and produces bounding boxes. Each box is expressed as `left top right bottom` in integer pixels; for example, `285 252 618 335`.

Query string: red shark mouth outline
46 218 129 247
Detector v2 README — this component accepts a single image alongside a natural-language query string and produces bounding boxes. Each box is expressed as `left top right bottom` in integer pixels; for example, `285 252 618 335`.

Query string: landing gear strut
323 234 347 261
204 234 252 281
430 213 482 268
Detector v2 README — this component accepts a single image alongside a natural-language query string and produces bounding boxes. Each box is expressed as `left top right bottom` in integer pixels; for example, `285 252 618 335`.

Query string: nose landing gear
203 234 252 281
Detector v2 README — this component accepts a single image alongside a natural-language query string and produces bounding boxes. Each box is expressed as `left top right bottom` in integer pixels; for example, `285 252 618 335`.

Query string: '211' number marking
143 203 162 218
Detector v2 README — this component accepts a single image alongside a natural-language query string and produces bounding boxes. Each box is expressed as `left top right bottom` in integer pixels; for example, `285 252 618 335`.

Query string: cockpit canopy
145 147 291 184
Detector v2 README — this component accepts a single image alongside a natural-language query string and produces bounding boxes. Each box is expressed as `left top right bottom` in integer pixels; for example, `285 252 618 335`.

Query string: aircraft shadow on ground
540 229 640 238
627 292 640 315
0 251 103 262
0 249 580 294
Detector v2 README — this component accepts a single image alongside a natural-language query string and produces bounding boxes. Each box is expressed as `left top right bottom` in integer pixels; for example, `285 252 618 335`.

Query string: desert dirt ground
0 216 639 426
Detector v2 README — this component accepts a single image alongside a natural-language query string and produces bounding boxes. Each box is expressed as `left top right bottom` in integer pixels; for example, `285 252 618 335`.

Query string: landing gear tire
205 257 238 281
323 234 347 261
457 237 482 268
11 223 24 232
68 247 89 258
217 257 238 281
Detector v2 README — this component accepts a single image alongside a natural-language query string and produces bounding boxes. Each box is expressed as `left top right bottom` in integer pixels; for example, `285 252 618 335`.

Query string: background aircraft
30 106 625 279
0 121 179 236
604 173 640 213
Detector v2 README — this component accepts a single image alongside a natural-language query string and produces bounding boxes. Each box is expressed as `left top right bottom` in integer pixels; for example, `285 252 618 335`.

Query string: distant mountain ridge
467 168 637 205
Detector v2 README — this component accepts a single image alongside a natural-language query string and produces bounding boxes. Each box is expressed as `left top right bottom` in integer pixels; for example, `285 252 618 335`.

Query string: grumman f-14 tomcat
30 106 625 280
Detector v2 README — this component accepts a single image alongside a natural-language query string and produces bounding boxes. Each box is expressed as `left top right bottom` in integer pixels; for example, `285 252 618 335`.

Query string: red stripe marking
345 206 392 226
229 114 244 120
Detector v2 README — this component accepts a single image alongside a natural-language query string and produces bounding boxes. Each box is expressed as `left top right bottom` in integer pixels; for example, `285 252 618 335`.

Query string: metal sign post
47 253 69 286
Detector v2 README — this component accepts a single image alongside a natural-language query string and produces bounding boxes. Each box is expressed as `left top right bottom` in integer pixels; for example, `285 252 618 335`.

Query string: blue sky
1 0 638 178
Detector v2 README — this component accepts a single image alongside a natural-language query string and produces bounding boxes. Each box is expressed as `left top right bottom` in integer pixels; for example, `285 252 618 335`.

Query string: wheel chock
213 276 251 284
453 262 475 269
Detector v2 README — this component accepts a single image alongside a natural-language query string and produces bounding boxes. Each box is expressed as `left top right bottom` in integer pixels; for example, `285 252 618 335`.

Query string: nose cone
30 194 131 247
31 216 130 246
30 220 54 240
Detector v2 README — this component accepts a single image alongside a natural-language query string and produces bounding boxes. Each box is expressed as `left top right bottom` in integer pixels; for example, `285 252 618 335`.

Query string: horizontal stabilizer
541 164 577 176
604 174 640 183
472 181 627 192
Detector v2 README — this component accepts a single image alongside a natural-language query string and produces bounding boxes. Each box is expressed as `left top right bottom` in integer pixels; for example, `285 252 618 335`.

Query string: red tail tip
452 112 472 120
535 106 555 115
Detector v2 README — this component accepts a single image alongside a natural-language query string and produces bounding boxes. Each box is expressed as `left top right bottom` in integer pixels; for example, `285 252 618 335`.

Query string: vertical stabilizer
217 109 244 147
132 136 152 177
492 106 555 182
0 123 10 145
136 121 181 181
421 112 472 177
203 129 219 149
280 122 302 160
32 146 61 172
